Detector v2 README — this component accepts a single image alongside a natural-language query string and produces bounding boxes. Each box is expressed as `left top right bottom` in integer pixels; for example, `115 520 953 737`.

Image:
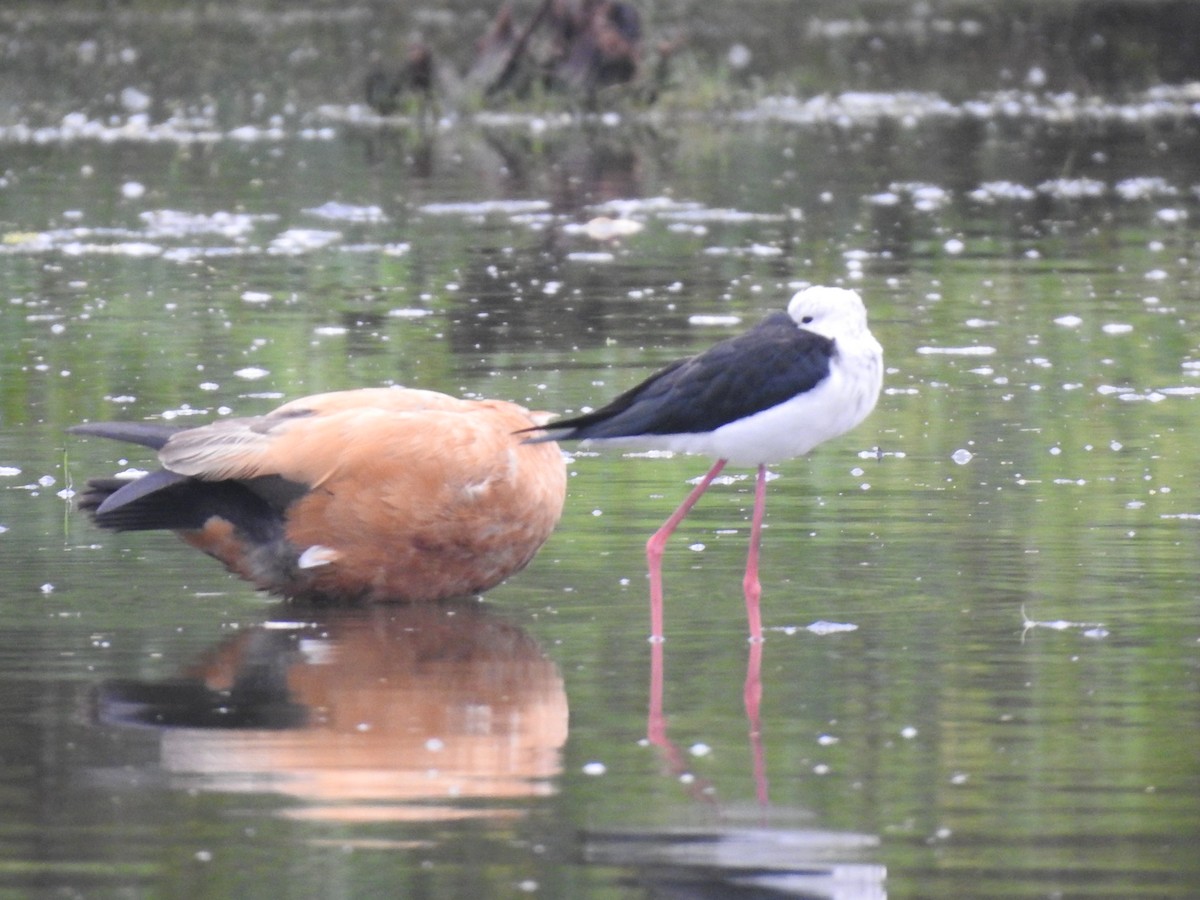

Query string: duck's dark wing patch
537 313 835 440
77 472 289 548
69 421 183 451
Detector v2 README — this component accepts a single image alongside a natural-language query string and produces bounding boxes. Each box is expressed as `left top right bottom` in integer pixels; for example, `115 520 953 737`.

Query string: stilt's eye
801 315 814 324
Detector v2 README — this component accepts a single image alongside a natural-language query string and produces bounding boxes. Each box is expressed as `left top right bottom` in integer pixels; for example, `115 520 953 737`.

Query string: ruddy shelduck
527 286 883 641
72 387 567 603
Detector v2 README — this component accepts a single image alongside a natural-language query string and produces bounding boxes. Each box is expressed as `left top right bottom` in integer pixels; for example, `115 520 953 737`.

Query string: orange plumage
71 387 567 603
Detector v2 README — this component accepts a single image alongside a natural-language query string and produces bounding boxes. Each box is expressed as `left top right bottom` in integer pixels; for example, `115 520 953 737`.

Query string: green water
1 2 1199 897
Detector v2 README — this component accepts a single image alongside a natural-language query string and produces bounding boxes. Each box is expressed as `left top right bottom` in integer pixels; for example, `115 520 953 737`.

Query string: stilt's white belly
585 346 883 466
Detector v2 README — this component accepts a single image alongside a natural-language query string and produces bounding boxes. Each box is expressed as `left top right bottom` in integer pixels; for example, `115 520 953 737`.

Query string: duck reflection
93 603 568 821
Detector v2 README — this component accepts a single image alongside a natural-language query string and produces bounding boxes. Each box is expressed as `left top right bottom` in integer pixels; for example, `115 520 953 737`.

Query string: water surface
1 2 1199 897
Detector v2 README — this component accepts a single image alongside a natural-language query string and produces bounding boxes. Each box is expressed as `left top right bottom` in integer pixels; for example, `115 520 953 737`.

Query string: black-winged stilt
530 286 883 642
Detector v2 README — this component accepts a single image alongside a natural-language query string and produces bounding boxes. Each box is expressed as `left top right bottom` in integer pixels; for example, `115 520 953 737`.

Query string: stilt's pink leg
742 464 768 643
645 459 728 641
647 637 667 749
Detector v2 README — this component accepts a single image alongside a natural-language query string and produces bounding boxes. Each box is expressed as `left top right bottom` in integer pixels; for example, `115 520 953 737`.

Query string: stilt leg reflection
646 638 714 804
645 634 770 806
744 638 768 807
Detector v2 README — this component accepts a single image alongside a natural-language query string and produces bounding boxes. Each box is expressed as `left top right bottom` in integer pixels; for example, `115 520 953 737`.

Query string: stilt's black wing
533 313 835 440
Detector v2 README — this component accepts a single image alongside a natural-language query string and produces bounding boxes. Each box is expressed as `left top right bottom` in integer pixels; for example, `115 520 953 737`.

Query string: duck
71 387 567 604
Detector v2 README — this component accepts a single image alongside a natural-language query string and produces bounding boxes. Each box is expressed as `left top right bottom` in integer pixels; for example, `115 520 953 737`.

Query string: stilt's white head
786 286 872 341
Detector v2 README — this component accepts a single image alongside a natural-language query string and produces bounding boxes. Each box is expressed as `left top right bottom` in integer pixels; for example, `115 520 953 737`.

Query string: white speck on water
240 291 272 304
1049 446 1062 456
818 734 840 746
40 583 54 594
943 238 965 254
1145 269 1168 281
1102 323 1133 335
234 367 269 380
120 87 152 112
968 181 1036 203
950 772 969 785
1156 208 1186 224
806 620 858 635
1114 176 1177 200
727 42 752 70
1054 314 1083 327
517 880 539 894
917 345 996 356
267 228 342 255
1020 605 1108 638
121 180 145 199
565 251 615 264
900 726 918 739
0 467 21 477
582 761 607 776
688 543 706 552
564 216 644 240
313 326 348 337
688 314 742 326
38 475 55 488
387 307 432 318
591 509 602 517
303 201 386 223
951 448 973 465
689 743 712 757
194 850 213 863
907 183 952 211
813 764 831 775
1038 177 1105 199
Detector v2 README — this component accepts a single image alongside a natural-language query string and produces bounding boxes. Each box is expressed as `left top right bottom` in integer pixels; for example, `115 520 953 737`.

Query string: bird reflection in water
633 637 886 897
93 603 568 822
646 636 767 808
